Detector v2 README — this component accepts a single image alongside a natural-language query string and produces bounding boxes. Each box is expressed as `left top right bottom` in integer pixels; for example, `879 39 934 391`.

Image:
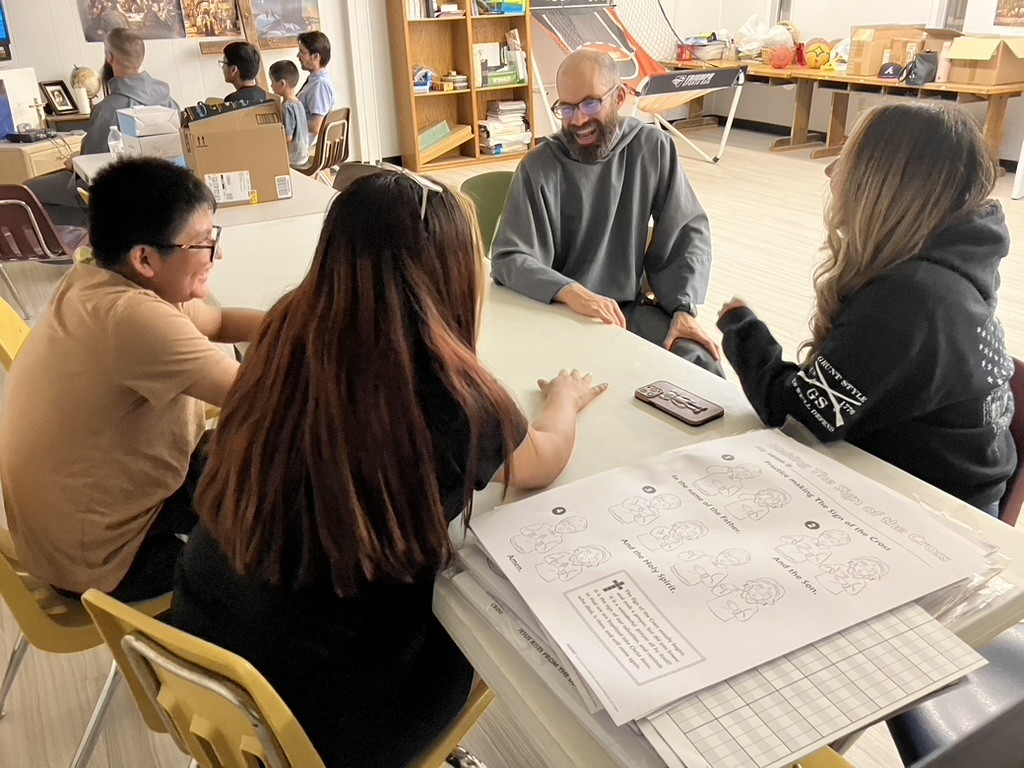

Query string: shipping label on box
117 105 180 137
204 171 255 205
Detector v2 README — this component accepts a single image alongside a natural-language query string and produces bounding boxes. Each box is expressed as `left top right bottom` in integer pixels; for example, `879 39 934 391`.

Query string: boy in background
269 59 309 168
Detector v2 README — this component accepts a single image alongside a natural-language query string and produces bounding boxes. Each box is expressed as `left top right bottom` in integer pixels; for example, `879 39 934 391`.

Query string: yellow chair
82 588 496 768
0 529 172 766
0 296 30 370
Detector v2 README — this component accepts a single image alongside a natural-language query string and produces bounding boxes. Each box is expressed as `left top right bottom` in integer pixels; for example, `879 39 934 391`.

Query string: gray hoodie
490 116 712 316
82 73 179 155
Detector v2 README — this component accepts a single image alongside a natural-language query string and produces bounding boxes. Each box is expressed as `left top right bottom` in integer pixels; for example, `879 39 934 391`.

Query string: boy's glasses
376 161 443 220
551 85 619 120
151 225 223 262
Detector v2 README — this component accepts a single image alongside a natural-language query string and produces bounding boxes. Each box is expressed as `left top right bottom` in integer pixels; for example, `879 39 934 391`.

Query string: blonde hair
804 102 996 360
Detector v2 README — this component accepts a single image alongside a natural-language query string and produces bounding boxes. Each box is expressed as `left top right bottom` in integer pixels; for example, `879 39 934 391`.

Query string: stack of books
479 100 531 156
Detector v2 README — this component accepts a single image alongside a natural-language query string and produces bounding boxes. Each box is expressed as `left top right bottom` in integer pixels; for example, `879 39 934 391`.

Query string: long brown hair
197 172 524 595
804 102 996 360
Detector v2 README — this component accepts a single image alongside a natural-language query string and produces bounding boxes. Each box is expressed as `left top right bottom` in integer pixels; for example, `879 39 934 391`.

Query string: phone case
634 380 725 426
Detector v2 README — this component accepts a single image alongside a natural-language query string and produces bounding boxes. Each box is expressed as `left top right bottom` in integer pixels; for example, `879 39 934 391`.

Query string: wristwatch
673 302 697 318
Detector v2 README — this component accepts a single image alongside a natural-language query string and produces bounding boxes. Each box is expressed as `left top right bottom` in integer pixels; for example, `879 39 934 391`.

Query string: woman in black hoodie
717 102 1015 515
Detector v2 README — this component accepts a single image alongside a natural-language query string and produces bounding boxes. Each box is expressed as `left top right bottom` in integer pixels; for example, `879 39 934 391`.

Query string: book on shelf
480 142 530 155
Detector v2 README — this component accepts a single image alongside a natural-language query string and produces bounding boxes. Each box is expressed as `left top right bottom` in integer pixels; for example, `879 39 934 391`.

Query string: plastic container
107 126 125 158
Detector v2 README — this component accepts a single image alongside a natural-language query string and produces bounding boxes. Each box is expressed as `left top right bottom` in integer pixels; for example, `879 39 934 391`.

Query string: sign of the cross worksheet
470 430 991 726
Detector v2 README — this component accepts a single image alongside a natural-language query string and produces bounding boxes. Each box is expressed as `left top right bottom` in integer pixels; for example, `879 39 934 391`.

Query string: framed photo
39 80 78 115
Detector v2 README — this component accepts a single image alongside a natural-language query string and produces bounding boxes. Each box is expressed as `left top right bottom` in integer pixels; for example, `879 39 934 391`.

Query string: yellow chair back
0 296 29 371
82 589 327 768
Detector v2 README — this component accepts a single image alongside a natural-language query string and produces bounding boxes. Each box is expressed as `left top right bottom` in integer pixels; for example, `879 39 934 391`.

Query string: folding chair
0 184 85 319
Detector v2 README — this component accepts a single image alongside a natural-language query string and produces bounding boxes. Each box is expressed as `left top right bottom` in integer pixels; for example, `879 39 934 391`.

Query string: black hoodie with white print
718 201 1016 510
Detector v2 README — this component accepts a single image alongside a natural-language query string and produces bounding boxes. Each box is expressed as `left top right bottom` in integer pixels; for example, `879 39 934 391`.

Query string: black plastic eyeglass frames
377 161 443 220
551 85 619 120
152 224 223 262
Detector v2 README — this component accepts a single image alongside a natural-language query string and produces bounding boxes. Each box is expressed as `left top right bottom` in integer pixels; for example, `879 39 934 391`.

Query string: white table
432 286 1024 768
72 152 336 227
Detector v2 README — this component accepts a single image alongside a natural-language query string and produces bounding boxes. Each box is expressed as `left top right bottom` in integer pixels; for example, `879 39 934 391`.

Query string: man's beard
563 112 619 163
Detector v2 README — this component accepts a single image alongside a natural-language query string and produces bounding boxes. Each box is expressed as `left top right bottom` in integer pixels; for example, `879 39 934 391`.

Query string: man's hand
718 296 748 320
664 311 720 361
555 284 626 328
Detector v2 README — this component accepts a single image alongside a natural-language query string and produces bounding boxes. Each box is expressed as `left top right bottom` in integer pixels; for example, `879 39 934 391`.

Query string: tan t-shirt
0 263 230 592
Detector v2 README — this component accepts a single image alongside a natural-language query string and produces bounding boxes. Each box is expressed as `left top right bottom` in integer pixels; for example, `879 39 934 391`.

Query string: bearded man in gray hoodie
491 48 723 376
29 27 179 227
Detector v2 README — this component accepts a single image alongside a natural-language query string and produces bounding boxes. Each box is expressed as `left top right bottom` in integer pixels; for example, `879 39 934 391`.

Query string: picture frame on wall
39 80 78 114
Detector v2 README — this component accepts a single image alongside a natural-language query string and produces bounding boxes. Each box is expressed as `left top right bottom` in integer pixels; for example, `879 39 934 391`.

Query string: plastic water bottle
107 126 125 159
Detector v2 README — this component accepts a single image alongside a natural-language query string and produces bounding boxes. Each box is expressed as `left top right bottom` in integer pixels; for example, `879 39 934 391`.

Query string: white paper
471 431 991 725
644 603 986 768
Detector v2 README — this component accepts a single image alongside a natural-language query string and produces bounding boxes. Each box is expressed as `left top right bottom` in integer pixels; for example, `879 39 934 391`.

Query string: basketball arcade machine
530 0 745 163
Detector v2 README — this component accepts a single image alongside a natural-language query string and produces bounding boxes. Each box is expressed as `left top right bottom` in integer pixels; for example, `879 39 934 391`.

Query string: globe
70 66 101 100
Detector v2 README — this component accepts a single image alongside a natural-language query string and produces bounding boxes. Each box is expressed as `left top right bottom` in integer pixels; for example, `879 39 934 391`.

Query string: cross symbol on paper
603 580 625 592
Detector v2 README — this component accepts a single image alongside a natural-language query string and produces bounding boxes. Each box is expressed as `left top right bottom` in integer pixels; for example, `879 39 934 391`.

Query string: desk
0 134 84 184
671 61 1023 162
433 285 1024 768
45 113 92 132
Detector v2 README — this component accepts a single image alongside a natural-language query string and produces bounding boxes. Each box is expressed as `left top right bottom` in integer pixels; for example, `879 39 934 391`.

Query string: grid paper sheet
644 603 986 768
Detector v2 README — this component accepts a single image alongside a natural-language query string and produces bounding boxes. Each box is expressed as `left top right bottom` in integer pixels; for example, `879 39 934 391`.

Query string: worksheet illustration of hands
535 545 611 582
774 529 851 564
816 557 889 596
637 520 708 551
706 578 785 622
724 488 792 521
672 548 751 588
511 516 588 554
608 494 681 526
693 463 761 497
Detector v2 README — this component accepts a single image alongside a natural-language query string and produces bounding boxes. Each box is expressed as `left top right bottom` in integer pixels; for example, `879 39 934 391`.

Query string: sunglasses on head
376 161 443 221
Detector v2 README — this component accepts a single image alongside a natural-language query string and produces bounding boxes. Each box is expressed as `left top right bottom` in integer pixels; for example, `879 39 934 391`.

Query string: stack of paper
479 100 530 155
465 430 992 768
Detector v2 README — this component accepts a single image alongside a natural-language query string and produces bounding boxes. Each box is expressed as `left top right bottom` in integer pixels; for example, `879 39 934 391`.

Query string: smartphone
634 381 725 426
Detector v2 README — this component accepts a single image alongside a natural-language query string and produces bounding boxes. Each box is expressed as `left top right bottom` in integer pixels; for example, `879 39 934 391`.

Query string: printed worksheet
470 430 991 725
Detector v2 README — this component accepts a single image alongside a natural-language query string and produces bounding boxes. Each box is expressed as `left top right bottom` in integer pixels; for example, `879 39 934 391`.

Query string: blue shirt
297 70 336 135
282 99 309 166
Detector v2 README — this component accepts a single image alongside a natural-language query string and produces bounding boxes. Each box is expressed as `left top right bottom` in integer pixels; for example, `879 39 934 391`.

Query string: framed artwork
78 0 187 43
184 0 242 38
39 80 79 114
251 0 320 49
994 0 1024 26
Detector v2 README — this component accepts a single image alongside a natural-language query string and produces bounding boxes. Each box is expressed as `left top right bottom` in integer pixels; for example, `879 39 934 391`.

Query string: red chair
999 357 1024 525
0 184 87 319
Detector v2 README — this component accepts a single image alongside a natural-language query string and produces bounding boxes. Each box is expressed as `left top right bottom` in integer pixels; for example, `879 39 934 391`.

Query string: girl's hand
537 369 608 412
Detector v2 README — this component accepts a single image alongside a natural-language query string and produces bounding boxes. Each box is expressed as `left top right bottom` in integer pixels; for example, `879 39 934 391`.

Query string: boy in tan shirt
0 158 264 600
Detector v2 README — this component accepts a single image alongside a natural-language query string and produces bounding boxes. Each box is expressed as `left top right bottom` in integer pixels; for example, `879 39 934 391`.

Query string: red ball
770 45 794 69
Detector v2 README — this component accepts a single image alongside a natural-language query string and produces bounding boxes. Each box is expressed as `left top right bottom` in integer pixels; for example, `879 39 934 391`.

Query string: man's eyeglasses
151 225 223 262
376 161 443 221
217 59 229 67
551 85 619 120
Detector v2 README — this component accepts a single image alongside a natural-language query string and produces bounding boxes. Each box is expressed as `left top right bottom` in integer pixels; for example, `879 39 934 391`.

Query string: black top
718 203 1016 510
172 372 526 767
224 85 269 103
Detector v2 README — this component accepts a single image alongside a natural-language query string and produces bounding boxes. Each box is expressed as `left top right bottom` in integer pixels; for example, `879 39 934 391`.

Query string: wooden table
0 134 84 184
668 61 1024 163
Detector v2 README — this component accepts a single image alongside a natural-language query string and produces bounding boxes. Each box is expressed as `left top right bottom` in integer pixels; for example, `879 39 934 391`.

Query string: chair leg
446 746 488 768
0 264 31 320
68 661 122 768
0 632 29 718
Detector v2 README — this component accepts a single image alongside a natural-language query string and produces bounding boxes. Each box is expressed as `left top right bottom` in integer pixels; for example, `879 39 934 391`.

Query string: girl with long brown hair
716 102 1015 515
171 170 607 766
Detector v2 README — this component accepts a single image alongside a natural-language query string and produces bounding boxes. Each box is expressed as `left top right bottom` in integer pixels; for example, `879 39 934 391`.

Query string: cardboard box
122 133 185 163
847 24 923 76
180 102 291 207
890 35 923 66
946 35 1024 85
116 105 179 138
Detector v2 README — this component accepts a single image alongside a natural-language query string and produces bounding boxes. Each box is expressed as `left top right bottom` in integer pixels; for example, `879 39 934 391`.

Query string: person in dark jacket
717 102 1015 515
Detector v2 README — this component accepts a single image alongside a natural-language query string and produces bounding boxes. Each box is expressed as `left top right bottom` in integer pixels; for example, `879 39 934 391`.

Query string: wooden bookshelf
385 0 536 172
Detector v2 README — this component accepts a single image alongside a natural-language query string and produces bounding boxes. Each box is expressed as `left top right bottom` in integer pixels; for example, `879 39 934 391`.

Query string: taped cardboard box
946 35 1024 85
180 102 292 207
847 24 923 76
889 29 959 68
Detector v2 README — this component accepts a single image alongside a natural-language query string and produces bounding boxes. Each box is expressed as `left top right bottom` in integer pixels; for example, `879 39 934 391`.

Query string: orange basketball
770 45 794 69
804 38 831 69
